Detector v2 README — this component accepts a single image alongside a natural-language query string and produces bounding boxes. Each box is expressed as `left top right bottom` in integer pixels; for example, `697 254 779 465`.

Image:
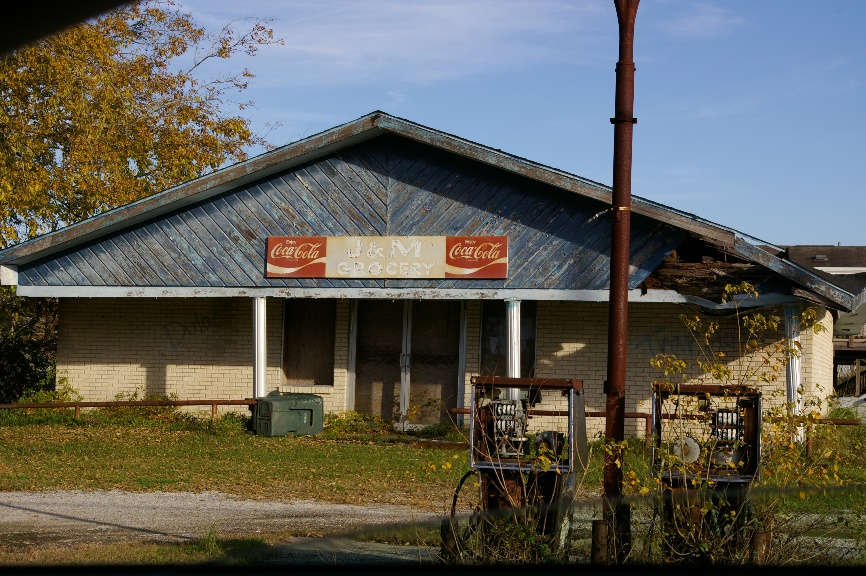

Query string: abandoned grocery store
1 112 861 436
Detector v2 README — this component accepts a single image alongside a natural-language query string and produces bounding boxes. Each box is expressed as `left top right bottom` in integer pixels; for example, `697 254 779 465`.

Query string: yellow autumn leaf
0 0 282 247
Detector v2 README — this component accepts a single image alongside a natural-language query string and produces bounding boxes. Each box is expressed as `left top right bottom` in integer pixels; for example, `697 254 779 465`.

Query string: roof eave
733 235 857 311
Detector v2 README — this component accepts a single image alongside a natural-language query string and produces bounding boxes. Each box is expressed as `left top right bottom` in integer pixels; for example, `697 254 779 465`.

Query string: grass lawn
0 414 470 511
0 405 864 566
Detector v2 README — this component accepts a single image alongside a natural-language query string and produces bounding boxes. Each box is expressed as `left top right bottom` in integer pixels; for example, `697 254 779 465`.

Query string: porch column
784 305 804 443
457 301 468 427
254 297 267 398
346 299 358 411
784 305 802 414
505 298 521 401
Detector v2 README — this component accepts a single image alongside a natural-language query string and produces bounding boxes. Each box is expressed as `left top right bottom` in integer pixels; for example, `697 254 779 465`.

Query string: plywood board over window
354 300 403 419
409 300 461 424
282 299 336 386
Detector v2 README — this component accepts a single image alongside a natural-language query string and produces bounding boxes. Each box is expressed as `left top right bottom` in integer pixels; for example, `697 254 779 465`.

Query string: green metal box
255 392 323 437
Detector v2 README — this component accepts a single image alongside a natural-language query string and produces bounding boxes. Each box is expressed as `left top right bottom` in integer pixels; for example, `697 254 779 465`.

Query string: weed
322 410 396 436
184 526 222 556
407 420 466 441
634 282 863 565
90 389 184 424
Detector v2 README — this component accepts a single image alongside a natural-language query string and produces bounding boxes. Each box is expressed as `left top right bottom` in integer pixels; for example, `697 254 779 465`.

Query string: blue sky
180 0 864 247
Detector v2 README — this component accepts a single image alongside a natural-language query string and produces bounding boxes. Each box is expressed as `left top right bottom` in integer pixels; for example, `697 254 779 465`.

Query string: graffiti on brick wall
631 322 693 361
163 309 232 350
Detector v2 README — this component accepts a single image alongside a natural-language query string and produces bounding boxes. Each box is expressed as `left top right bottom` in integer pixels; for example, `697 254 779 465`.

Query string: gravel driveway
0 490 445 564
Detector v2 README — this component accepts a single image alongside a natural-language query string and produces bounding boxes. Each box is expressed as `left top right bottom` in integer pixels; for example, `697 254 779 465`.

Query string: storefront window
479 300 536 378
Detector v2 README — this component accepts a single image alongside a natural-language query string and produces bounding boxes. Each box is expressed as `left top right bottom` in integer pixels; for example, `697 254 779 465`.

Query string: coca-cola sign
445 236 508 279
266 237 327 277
266 236 508 279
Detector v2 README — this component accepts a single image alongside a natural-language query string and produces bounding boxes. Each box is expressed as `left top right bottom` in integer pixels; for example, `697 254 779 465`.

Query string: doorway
352 300 462 424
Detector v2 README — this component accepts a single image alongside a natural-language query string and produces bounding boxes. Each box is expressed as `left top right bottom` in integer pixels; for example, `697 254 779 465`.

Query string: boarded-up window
282 299 336 386
479 300 536 378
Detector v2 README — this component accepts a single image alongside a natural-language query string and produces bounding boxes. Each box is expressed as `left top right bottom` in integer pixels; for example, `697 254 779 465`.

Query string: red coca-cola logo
266 236 327 277
448 242 502 261
445 236 508 279
270 241 322 260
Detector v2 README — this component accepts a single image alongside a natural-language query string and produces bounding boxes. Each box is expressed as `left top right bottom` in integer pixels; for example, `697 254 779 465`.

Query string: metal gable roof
4 134 687 293
0 111 737 264
0 111 858 311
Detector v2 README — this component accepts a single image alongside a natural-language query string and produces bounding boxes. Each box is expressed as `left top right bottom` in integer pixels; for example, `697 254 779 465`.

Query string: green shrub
87 389 184 425
0 379 82 425
408 419 466 441
323 410 395 435
16 378 81 403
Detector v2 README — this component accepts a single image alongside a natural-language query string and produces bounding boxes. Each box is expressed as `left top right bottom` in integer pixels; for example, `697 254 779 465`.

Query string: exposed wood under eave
835 339 866 353
643 261 772 299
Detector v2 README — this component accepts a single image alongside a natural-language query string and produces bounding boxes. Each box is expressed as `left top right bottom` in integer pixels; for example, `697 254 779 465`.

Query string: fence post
591 519 609 564
751 525 772 564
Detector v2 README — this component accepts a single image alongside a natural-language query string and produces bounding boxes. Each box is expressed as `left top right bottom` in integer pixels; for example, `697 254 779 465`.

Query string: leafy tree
0 0 281 401
0 0 282 247
0 288 57 403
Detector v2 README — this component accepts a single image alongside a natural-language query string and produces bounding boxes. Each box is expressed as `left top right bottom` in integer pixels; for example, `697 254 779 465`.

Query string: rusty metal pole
602 0 639 565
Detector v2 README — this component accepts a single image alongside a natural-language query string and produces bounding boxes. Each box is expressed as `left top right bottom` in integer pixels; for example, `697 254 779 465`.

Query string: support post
784 306 802 411
456 301 468 427
505 298 521 400
784 305 803 442
399 300 412 420
254 297 267 398
857 358 863 397
591 519 609 565
346 299 358 411
604 0 639 563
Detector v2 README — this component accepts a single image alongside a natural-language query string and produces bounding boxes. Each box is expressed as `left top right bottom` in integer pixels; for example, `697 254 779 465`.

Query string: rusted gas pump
441 376 588 563
651 383 763 561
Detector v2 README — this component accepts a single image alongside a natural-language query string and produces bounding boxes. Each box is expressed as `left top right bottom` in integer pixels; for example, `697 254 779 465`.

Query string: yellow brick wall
57 297 830 429
57 297 279 416
464 300 831 439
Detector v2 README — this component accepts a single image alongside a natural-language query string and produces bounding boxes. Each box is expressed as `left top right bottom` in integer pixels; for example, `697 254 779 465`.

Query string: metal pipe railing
0 399 257 423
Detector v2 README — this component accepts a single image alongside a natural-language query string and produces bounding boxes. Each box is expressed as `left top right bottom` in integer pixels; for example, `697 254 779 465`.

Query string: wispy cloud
386 89 408 106
182 0 613 87
653 1 744 39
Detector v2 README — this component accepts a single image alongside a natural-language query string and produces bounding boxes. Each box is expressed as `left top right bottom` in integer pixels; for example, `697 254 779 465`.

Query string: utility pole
602 0 639 564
